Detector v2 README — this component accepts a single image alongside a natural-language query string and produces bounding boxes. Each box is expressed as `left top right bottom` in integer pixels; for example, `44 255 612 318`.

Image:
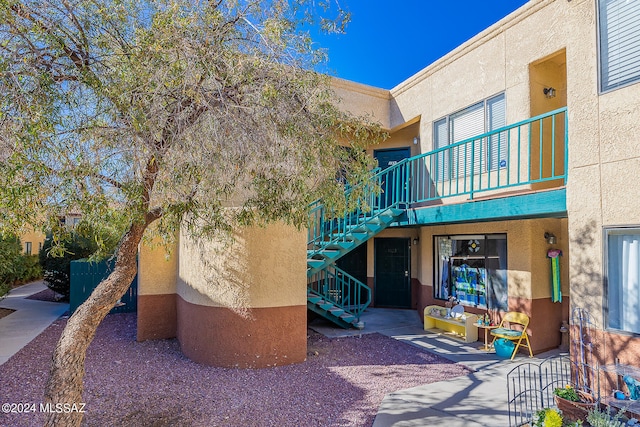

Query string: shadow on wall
178 229 254 319
570 221 602 326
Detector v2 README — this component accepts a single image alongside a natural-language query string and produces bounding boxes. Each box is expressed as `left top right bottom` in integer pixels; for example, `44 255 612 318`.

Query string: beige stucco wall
138 238 178 296
177 222 306 309
331 78 391 129
19 228 45 255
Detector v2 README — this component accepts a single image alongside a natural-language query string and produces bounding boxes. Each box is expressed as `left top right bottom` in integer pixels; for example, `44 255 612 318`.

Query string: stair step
307 259 326 269
319 302 334 311
349 232 369 241
307 295 322 304
340 313 356 323
363 222 383 233
369 215 394 226
329 307 345 317
306 249 341 260
315 240 355 251
380 208 404 217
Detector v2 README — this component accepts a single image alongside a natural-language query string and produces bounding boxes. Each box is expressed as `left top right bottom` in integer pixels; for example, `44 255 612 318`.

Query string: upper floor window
598 0 640 92
605 226 640 335
433 93 506 181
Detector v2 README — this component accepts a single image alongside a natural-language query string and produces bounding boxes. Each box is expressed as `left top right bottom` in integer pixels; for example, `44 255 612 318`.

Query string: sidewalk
0 281 69 365
310 308 563 427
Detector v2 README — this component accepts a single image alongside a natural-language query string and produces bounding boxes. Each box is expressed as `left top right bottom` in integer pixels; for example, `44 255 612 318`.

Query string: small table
477 324 497 351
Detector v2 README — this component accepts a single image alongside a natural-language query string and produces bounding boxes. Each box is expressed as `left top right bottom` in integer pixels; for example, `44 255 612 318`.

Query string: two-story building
137 0 640 373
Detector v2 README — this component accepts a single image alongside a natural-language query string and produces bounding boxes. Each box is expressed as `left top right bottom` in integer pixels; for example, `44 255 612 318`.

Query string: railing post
564 109 569 186
470 138 475 200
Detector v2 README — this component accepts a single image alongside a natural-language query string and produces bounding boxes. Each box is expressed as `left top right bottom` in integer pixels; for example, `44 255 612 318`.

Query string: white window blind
599 0 640 91
434 118 449 181
487 94 507 171
451 102 484 176
433 93 506 180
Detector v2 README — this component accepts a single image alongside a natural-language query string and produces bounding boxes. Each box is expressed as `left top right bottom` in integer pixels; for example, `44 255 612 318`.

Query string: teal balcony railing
405 107 568 203
307 107 568 248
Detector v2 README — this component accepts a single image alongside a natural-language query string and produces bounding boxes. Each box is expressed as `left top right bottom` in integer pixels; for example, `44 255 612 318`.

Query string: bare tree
0 0 382 425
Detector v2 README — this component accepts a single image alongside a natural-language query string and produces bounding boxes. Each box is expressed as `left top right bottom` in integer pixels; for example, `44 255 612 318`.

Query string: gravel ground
0 313 470 427
0 308 14 320
25 288 65 303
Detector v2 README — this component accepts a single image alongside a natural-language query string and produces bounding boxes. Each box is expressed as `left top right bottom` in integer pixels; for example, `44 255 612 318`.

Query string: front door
374 238 411 308
374 147 411 209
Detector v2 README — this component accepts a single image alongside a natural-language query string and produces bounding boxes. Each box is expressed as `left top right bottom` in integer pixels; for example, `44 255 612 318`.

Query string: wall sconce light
543 87 556 98
413 136 420 145
544 232 557 245
413 237 420 245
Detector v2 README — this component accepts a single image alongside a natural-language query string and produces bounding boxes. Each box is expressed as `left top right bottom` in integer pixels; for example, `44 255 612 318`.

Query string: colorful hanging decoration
547 249 563 303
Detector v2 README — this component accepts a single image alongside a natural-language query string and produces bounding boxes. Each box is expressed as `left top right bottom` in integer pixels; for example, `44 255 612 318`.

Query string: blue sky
312 1 529 89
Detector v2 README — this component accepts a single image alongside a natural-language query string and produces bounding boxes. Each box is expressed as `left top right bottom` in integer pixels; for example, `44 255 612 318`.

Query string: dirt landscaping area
0 313 470 426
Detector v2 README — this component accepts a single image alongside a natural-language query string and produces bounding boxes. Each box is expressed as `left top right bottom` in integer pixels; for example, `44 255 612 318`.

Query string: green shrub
39 233 98 300
0 234 42 297
0 282 10 299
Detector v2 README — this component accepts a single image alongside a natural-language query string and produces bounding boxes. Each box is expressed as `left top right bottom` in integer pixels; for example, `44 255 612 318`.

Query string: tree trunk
43 222 147 427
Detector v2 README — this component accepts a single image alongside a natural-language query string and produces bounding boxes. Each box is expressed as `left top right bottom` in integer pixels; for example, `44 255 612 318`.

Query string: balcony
376 107 568 226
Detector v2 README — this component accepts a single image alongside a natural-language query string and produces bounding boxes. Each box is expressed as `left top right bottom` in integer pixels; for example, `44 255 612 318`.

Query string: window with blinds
433 93 506 181
598 0 640 92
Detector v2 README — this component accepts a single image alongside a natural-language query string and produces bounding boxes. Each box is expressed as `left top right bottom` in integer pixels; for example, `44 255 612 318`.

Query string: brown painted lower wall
137 294 177 341
177 296 307 368
570 326 640 405
510 296 569 354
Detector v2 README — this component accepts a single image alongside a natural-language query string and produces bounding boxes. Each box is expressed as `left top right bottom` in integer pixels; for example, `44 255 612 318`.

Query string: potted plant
553 385 596 422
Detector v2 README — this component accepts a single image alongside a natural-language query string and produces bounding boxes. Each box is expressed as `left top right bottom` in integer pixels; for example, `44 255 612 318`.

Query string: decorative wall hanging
547 249 563 303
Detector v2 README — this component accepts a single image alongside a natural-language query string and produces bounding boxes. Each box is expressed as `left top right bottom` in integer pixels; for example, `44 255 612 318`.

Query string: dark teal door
374 147 411 209
374 238 411 308
336 244 368 308
336 243 367 285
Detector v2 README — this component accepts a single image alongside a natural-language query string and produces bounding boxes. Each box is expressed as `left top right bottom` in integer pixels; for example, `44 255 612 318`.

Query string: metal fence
507 355 572 426
69 258 137 314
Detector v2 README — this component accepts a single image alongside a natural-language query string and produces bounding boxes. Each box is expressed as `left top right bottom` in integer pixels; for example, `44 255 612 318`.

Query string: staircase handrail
308 265 371 321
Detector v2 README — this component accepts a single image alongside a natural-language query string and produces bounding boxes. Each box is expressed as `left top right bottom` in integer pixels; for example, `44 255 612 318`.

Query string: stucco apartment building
137 0 640 374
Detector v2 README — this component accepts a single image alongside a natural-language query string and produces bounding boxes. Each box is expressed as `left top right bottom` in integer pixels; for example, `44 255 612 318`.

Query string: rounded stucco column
176 222 307 368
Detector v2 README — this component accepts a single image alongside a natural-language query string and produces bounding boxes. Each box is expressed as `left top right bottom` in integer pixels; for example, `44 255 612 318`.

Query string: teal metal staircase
306 107 569 329
307 167 408 329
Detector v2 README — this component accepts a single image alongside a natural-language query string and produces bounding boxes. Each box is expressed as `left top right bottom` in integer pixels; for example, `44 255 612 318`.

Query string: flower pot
554 392 596 422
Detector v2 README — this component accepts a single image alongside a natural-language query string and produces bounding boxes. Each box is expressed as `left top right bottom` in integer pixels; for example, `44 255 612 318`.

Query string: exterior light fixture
413 237 420 245
543 87 556 98
544 232 557 245
413 136 420 145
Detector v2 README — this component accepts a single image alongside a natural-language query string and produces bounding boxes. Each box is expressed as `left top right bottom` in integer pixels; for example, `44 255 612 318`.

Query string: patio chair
490 311 533 360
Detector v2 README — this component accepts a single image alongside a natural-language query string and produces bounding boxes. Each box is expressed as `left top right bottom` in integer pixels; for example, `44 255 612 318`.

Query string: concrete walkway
0 281 69 365
310 308 564 427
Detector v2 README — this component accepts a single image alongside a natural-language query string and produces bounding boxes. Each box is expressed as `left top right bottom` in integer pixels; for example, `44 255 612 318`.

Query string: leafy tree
0 1 382 426
40 225 119 300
